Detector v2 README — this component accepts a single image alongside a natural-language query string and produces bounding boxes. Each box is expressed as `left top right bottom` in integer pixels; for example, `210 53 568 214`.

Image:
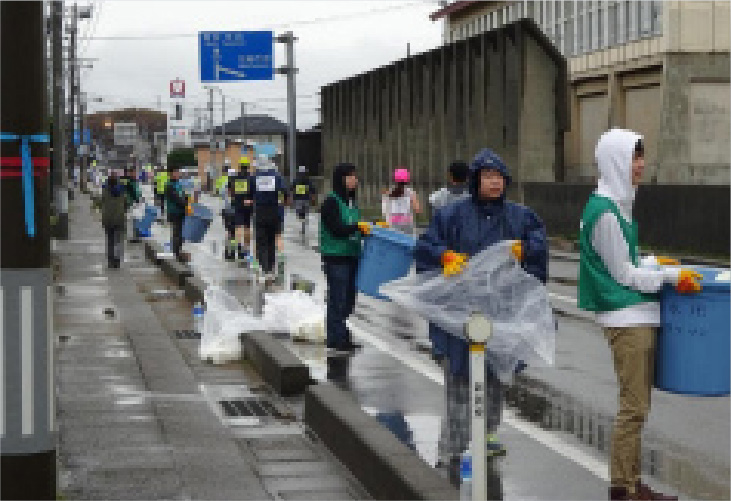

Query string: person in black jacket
165 168 188 261
319 163 370 353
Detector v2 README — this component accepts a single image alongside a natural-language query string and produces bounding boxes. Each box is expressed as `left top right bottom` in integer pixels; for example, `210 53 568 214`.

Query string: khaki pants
604 326 656 492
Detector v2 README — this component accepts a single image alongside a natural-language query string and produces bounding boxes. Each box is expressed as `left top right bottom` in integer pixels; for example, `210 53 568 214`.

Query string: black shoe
341 341 362 352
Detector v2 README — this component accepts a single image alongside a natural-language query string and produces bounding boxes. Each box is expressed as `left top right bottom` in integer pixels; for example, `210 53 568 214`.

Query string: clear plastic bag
380 241 555 382
199 286 267 364
263 290 325 342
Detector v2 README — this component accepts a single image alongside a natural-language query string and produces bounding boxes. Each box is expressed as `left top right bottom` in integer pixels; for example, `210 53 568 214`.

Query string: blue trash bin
356 227 415 301
655 267 730 396
182 203 213 243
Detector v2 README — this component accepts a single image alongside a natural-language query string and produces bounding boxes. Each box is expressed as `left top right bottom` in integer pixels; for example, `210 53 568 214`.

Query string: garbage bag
380 240 555 382
263 290 325 343
199 286 268 364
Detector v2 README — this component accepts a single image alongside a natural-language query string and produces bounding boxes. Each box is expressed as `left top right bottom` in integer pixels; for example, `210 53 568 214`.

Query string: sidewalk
54 190 368 500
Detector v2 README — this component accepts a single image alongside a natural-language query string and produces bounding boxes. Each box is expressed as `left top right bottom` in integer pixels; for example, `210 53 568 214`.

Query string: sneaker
485 434 507 457
341 341 363 352
609 487 632 501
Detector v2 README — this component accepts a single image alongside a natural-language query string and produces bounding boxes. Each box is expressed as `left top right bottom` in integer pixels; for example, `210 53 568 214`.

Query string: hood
594 128 642 208
468 148 511 200
332 162 356 200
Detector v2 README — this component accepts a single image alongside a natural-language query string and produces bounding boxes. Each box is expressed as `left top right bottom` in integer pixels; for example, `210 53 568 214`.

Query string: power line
82 2 434 41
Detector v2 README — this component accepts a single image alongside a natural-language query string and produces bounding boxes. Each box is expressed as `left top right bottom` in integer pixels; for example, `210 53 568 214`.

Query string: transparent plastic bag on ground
263 290 325 343
380 241 555 383
199 286 268 364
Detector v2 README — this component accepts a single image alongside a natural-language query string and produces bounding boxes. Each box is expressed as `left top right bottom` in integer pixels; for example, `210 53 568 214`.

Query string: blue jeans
323 259 358 348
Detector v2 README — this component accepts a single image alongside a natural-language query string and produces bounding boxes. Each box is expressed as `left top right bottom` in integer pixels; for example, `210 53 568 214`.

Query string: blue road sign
199 31 274 82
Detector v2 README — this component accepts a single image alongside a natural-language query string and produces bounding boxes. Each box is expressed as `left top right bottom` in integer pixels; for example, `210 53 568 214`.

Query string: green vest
319 192 362 257
155 172 168 194
578 195 657 312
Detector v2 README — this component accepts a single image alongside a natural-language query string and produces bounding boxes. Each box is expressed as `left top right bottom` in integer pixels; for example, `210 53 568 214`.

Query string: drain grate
219 398 284 419
174 329 201 339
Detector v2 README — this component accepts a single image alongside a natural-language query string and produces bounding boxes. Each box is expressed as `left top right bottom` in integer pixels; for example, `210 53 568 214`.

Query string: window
597 3 604 49
565 16 575 56
640 0 652 37
651 0 662 35
483 14 488 30
608 1 617 46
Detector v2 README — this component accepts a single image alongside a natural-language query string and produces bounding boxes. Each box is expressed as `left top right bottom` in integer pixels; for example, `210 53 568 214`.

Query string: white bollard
465 313 492 501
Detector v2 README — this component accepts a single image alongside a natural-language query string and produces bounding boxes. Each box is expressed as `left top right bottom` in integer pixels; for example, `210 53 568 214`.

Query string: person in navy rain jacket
413 147 548 485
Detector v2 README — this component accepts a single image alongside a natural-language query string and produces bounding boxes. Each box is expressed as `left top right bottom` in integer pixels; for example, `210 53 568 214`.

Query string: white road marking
346 319 610 481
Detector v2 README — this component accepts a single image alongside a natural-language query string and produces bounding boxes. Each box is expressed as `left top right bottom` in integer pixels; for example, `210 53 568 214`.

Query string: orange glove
510 241 523 262
186 202 194 216
676 269 703 294
656 256 680 266
441 250 468 276
375 221 390 228
357 222 372 236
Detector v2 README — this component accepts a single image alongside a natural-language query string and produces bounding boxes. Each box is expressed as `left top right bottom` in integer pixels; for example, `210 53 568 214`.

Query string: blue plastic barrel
655 267 730 396
182 203 213 243
356 227 415 301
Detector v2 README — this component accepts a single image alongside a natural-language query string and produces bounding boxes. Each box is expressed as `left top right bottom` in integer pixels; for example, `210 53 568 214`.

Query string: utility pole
276 31 298 185
66 3 77 188
207 87 214 183
79 95 87 192
221 92 226 171
52 0 68 239
240 101 246 147
0 2 56 499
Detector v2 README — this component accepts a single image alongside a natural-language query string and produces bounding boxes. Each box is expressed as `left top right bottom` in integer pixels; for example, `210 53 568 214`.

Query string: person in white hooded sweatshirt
578 128 703 501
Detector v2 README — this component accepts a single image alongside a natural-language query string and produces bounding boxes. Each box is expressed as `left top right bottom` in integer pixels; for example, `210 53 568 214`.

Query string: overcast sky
82 0 445 130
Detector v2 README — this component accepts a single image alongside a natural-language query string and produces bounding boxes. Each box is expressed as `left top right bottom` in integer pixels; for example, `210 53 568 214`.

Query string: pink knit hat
394 167 410 183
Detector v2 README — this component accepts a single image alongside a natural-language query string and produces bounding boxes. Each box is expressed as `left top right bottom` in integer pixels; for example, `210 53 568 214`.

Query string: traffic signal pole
51 0 68 239
0 2 57 499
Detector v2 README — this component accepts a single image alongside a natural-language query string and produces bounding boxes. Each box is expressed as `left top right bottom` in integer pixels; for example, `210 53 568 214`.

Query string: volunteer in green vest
577 128 702 501
101 172 127 269
319 162 371 353
154 167 168 216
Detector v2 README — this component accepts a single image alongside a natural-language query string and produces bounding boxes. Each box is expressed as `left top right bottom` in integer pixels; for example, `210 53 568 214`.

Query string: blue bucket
356 227 415 301
137 205 158 234
655 267 730 396
182 203 213 243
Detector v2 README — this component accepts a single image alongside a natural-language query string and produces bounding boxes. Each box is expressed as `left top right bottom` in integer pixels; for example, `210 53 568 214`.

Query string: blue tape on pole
1 132 50 237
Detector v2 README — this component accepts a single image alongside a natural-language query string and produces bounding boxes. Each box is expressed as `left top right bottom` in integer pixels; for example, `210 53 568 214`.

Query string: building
191 114 288 181
86 108 167 166
431 1 730 184
321 18 569 213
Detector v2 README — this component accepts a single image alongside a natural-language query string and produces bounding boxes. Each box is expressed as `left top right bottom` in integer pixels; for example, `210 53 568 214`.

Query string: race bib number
234 180 249 194
295 184 308 195
256 176 276 192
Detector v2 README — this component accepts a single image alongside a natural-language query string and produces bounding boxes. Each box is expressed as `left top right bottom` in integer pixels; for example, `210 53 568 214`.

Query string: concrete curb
159 258 193 287
241 331 312 396
305 384 458 501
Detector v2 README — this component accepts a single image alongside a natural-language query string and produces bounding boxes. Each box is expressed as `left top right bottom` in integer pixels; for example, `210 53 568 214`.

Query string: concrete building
430 1 730 184
321 18 569 214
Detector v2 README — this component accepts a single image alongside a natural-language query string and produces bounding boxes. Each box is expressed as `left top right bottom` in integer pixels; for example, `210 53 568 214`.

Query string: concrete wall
322 19 568 213
524 182 730 257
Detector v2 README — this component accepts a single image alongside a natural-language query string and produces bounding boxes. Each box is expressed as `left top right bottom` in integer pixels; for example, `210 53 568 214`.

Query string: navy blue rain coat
413 148 548 380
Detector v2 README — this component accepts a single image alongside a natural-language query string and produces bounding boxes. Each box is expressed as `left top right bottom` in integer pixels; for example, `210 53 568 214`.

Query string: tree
167 148 195 169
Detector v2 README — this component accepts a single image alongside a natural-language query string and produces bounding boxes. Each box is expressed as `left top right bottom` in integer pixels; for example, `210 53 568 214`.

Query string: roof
212 114 288 136
429 1 478 21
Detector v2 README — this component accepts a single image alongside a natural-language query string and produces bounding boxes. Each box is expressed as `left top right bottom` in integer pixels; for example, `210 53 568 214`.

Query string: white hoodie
590 128 679 327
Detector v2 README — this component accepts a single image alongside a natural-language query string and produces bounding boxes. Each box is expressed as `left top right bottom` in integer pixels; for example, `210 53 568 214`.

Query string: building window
651 0 662 35
565 17 574 56
626 0 636 42
483 14 488 30
597 3 604 49
608 1 617 46
640 0 652 37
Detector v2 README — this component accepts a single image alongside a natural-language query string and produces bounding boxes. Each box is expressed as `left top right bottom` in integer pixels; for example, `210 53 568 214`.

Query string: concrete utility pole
52 0 68 239
276 31 298 185
0 2 57 499
240 101 246 147
66 3 77 186
221 91 226 170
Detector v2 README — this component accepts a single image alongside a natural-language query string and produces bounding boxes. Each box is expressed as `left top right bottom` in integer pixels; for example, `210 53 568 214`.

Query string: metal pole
52 0 68 239
465 314 491 501
208 87 214 184
285 31 297 186
240 101 246 147
0 2 56 498
67 3 77 187
221 91 226 174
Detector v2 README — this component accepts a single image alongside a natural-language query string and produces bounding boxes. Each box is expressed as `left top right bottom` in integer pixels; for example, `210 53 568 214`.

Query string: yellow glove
441 250 468 276
375 221 390 228
357 222 372 236
676 269 703 294
186 202 193 216
510 240 523 262
656 256 680 266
